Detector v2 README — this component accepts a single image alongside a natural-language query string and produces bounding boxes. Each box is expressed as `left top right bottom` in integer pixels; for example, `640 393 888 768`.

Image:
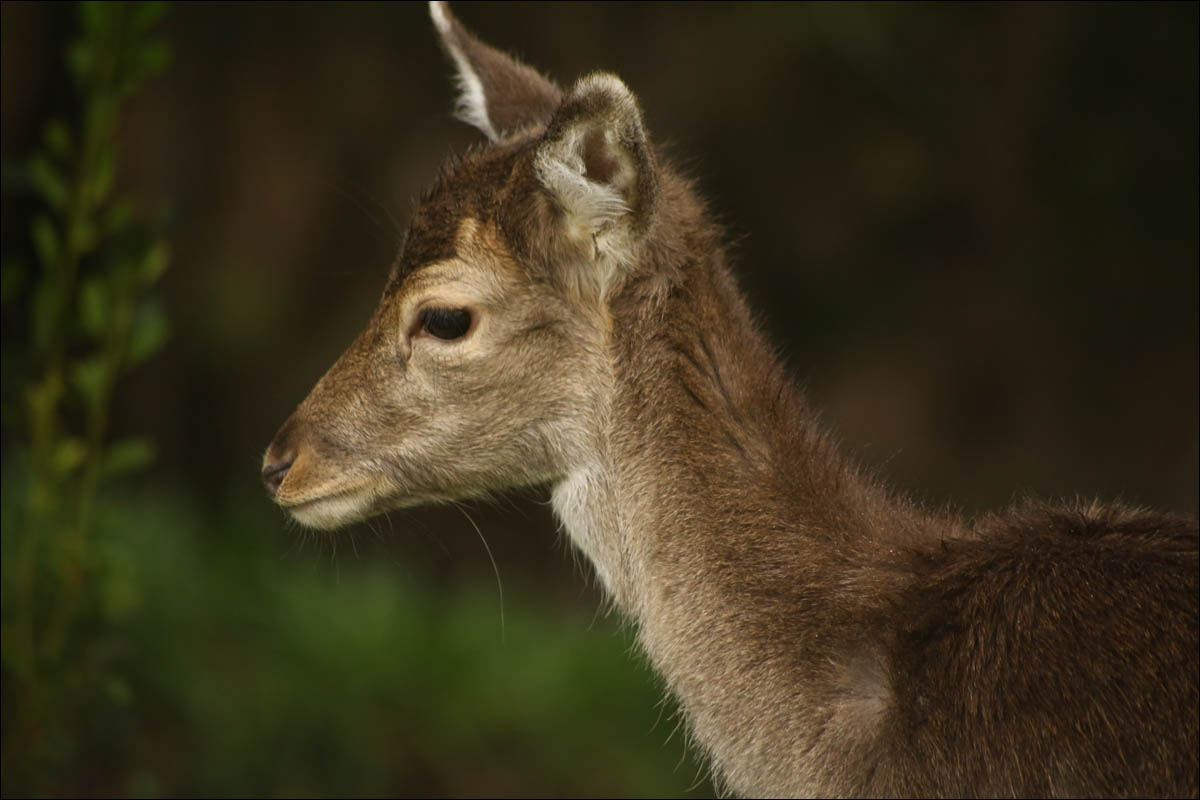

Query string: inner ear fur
534 73 659 255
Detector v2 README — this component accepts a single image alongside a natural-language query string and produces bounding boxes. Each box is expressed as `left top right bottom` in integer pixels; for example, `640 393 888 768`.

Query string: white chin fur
287 492 372 531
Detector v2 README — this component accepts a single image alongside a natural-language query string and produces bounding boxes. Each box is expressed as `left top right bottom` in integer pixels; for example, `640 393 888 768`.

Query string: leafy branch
1 2 172 786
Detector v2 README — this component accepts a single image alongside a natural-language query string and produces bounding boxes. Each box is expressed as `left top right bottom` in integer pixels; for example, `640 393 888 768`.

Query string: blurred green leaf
140 242 170 285
130 2 168 34
69 217 99 257
43 119 74 160
103 198 135 235
53 437 89 475
104 675 134 705
31 282 62 352
80 277 111 339
88 145 116 209
129 40 172 85
78 1 109 36
32 215 60 269
66 41 95 86
126 301 169 366
25 373 61 423
71 355 109 409
28 156 70 212
84 97 118 152
101 436 156 479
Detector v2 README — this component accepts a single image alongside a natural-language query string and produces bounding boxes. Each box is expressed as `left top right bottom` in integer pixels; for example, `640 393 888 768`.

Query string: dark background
2 2 1196 796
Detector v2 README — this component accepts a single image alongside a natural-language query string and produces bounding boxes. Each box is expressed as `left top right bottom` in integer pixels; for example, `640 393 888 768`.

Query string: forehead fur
384 134 547 297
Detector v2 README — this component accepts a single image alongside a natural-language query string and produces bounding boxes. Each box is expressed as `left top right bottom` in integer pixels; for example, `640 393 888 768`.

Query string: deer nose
261 449 295 496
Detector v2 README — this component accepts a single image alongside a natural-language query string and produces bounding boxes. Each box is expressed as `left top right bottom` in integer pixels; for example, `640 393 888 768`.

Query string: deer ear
429 1 562 141
534 73 658 268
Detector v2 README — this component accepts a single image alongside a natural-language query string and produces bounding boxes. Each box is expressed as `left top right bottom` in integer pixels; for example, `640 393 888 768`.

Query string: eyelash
417 307 473 341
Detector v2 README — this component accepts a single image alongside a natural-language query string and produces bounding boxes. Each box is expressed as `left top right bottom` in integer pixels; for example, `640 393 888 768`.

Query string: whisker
453 502 505 643
322 175 405 241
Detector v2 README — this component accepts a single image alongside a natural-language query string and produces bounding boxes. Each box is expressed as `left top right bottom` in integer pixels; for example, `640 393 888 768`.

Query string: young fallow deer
263 4 1199 796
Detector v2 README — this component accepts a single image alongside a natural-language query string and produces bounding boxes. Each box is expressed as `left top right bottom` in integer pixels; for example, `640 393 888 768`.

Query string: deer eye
418 307 473 341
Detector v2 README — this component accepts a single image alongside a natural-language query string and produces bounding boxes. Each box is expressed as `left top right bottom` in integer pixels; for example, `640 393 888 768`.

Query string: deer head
262 2 657 531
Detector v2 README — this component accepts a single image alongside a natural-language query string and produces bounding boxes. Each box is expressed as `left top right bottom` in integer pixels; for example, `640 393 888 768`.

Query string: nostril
262 454 295 496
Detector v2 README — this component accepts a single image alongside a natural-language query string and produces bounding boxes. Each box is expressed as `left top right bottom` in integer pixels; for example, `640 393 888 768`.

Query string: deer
262 3 1199 796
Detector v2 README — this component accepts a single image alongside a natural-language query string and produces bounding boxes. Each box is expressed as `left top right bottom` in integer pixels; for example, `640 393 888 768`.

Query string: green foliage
0 481 712 797
0 2 172 793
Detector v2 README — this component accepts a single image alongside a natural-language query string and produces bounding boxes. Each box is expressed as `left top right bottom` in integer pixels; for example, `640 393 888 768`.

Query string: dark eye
418 307 473 341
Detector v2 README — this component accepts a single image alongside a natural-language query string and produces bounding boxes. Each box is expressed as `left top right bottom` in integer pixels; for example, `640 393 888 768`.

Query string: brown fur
264 4 1199 796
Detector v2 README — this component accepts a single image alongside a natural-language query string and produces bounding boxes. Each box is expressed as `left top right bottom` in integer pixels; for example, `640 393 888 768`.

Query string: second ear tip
429 1 452 31
432 1 451 28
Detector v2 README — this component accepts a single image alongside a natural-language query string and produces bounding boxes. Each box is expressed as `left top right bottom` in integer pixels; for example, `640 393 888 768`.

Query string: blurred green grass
2 471 712 798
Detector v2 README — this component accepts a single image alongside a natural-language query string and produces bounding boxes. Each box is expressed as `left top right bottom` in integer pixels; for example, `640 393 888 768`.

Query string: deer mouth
279 486 376 531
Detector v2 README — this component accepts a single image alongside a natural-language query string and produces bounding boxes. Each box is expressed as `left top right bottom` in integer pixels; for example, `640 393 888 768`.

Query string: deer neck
548 182 941 792
552 194 917 618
